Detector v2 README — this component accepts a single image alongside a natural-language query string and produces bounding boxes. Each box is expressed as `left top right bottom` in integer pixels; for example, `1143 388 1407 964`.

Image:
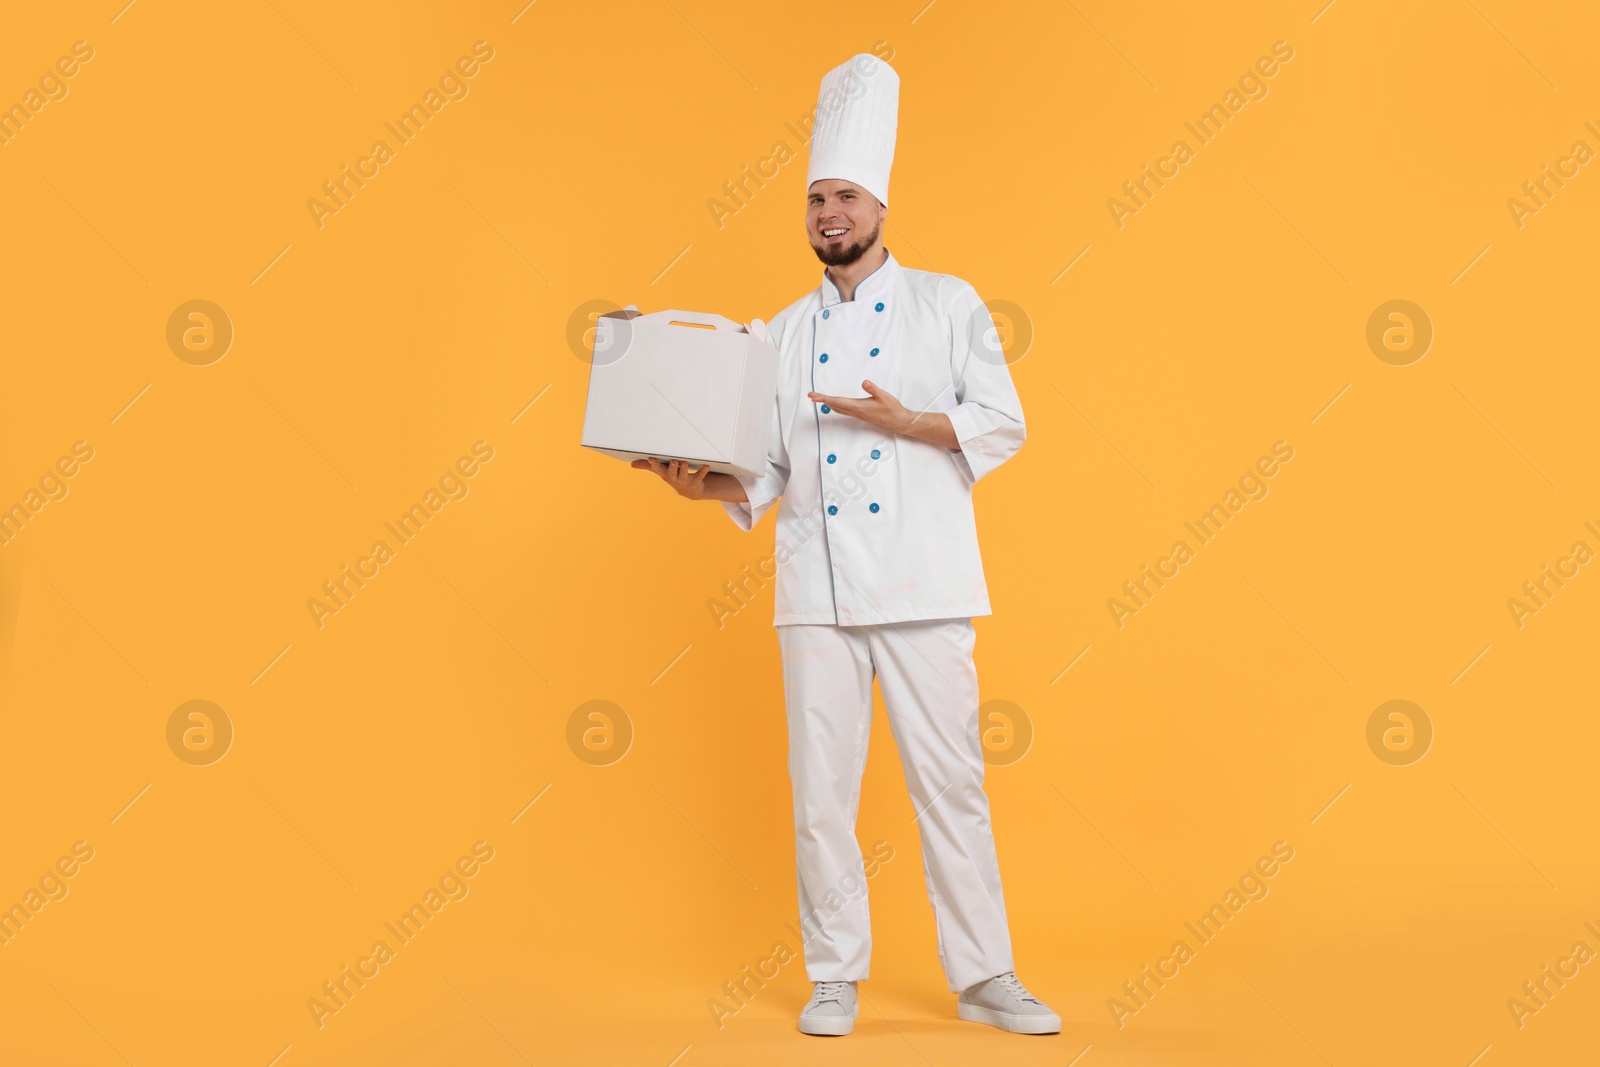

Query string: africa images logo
306 41 496 230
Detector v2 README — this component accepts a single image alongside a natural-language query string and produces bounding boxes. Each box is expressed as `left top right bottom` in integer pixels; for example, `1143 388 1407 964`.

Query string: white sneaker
798 980 858 1036
957 972 1061 1034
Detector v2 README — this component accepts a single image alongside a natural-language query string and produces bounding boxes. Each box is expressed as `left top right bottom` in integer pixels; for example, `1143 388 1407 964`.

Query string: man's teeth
823 228 848 237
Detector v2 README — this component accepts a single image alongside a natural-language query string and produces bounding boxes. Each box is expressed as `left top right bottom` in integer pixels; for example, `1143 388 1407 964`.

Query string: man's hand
632 457 713 499
631 458 751 503
807 379 960 450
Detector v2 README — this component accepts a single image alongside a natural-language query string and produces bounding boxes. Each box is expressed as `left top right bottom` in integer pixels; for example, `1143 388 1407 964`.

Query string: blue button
870 449 881 459
819 353 828 362
869 502 880 513
822 309 830 319
874 302 884 312
827 504 838 515
869 347 879 357
826 453 836 463
820 404 830 414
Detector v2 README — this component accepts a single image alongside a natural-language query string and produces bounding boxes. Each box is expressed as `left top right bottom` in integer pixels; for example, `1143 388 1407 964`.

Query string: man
633 53 1057 1037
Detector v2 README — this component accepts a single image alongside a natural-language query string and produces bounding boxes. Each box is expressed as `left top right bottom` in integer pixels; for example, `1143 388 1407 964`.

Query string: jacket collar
820 248 899 308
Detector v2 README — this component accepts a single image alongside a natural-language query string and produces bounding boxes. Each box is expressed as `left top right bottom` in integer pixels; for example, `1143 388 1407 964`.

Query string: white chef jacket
722 250 1026 626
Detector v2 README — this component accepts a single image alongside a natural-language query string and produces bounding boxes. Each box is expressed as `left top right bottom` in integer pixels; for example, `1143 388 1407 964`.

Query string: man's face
806 179 884 267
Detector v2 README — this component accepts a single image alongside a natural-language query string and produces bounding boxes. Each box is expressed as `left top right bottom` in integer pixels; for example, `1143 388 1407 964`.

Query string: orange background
2 1 1598 1064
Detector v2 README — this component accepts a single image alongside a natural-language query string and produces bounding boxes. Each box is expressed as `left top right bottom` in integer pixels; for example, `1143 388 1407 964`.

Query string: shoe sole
798 1008 858 1036
957 1002 1061 1034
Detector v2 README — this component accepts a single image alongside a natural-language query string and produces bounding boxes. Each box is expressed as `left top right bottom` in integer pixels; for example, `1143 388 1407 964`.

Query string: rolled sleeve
945 281 1027 484
721 469 781 531
721 390 789 531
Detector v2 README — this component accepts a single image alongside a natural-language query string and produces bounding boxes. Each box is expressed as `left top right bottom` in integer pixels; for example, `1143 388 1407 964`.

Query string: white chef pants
777 617 1016 993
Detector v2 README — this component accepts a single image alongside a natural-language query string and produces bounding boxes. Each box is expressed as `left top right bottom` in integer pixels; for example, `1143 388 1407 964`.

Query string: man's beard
809 217 882 267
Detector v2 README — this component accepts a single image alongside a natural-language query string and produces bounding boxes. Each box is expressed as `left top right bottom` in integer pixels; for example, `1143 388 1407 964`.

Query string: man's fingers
809 390 872 413
643 458 675 481
632 457 711 489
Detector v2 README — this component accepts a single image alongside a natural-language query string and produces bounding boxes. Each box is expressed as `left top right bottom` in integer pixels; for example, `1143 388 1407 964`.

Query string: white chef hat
805 53 899 207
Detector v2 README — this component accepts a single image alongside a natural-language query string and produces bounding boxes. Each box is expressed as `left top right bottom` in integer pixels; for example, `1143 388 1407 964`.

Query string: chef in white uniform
634 53 1059 1037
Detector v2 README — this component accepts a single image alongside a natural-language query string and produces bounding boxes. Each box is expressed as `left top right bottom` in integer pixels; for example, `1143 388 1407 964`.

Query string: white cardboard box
580 308 778 481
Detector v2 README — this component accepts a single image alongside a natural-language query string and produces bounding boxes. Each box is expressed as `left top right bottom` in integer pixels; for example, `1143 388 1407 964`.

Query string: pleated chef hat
805 53 899 207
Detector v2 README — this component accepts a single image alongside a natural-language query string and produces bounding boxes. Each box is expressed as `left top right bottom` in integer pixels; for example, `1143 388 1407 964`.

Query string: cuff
721 471 775 531
945 404 982 485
